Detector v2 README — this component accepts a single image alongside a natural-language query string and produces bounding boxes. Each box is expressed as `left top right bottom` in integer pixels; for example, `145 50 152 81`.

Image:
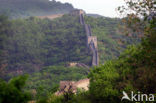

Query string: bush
88 61 120 103
0 75 31 103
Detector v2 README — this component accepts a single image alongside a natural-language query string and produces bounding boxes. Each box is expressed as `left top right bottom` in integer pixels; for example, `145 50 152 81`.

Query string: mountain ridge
0 0 74 18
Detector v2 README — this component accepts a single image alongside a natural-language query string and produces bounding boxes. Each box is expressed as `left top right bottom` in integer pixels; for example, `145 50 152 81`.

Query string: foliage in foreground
25 65 89 99
89 61 120 102
88 0 156 102
0 75 31 103
47 91 91 103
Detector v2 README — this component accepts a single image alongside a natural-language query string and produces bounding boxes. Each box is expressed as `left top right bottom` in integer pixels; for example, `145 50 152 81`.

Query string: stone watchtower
70 9 85 16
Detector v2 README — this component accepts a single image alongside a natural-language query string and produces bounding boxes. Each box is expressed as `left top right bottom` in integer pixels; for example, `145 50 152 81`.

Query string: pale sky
55 0 125 17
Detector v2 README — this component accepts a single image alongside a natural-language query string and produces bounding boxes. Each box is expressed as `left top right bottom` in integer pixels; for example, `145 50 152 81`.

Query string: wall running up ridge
74 10 99 66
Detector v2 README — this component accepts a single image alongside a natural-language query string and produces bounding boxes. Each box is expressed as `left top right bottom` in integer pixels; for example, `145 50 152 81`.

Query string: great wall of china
39 9 99 66
77 9 99 66
55 10 99 95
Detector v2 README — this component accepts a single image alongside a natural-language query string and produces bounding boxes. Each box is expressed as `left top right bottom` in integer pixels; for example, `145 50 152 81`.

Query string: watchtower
70 9 85 16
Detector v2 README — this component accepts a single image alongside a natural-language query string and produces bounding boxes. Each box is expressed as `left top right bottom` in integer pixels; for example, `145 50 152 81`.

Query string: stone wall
87 36 98 49
55 79 89 96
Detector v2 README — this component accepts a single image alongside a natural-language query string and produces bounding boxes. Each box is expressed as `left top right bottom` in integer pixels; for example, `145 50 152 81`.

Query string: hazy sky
55 0 125 17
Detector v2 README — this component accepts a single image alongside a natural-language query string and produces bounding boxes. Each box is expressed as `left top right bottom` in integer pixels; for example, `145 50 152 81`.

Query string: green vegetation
88 32 156 102
0 14 90 99
25 65 88 99
38 0 155 103
0 14 139 101
80 0 155 103
0 15 10 79
0 0 74 19
0 15 91 78
0 75 31 103
0 0 155 102
89 61 120 102
48 91 91 103
84 16 140 64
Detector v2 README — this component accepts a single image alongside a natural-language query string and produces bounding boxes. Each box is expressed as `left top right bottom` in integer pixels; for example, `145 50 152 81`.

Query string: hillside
0 0 74 18
0 0 155 102
0 13 140 98
84 16 139 63
0 13 140 79
0 15 92 78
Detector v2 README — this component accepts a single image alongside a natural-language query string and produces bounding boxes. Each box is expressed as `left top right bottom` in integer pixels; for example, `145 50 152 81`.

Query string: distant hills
0 0 74 18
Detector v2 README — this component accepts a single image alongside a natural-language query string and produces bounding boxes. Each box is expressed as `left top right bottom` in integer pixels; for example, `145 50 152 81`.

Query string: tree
88 0 155 102
118 0 155 36
0 75 31 103
88 61 120 103
117 0 156 93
